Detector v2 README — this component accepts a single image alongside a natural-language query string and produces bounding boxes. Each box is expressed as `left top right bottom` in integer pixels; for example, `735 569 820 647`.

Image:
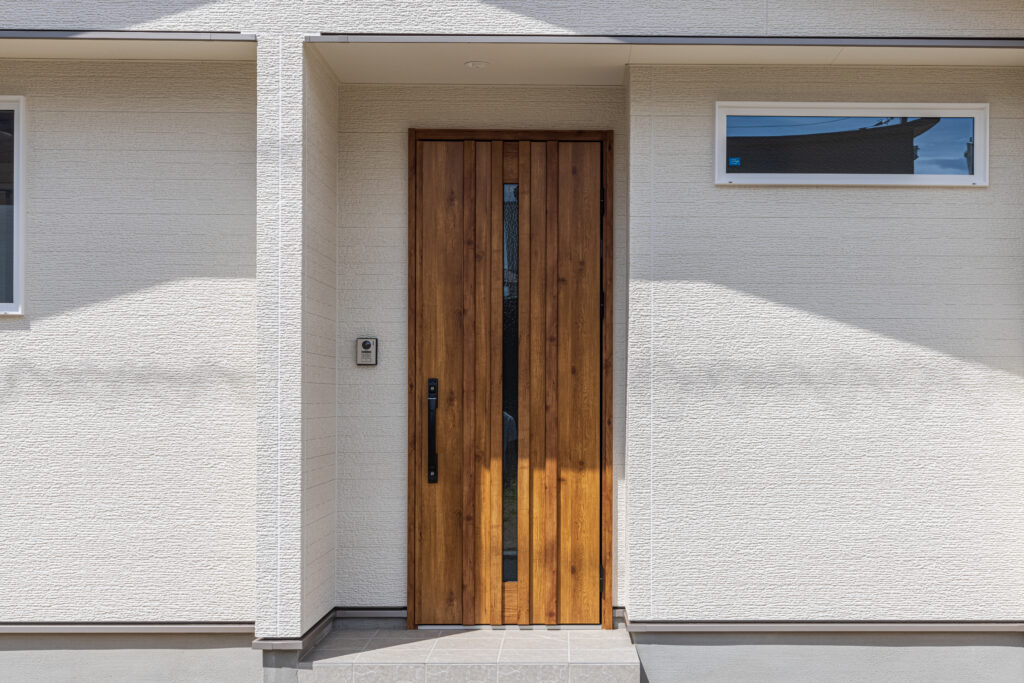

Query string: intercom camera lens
361 340 372 350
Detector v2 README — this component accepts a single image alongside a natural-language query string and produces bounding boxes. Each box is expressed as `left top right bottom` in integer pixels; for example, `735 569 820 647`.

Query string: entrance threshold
299 626 639 681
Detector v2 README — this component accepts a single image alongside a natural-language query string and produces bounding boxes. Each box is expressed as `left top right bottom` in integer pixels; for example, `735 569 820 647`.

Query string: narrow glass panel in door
501 182 519 583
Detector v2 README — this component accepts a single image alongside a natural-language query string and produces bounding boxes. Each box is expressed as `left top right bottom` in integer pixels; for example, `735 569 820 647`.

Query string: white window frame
0 96 23 315
714 101 989 187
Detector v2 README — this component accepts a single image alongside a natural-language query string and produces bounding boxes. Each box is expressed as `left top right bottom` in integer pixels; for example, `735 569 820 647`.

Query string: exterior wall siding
0 1 1023 38
300 46 339 633
627 64 1024 621
255 34 304 639
334 83 629 608
0 59 257 622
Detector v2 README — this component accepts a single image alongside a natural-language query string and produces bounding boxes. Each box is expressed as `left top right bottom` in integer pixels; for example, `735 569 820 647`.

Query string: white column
256 33 305 639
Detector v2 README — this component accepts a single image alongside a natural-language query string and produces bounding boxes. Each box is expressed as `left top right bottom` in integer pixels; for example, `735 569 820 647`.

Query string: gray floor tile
312 662 354 683
352 663 426 683
498 648 569 664
498 663 570 683
569 663 639 683
357 650 432 664
305 650 363 665
424 663 498 682
427 648 501 664
569 648 640 664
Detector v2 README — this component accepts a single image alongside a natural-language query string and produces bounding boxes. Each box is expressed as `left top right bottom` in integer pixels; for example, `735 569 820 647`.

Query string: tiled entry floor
298 627 640 682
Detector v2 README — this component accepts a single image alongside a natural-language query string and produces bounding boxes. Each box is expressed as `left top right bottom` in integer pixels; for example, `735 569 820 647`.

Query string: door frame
407 129 614 628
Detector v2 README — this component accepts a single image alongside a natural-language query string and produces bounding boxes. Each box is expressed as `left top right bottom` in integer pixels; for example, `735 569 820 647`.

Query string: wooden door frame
407 129 614 629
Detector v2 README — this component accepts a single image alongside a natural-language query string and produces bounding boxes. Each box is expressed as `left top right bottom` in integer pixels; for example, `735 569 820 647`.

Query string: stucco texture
0 0 1022 37
627 64 1024 621
0 59 257 621
334 83 629 608
300 45 340 633
255 34 304 638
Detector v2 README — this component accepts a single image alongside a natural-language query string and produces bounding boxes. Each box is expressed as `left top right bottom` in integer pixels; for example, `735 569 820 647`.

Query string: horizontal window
0 96 21 314
715 102 988 187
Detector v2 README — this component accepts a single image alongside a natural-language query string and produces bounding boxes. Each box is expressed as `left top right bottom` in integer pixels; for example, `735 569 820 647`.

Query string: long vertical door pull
427 378 439 483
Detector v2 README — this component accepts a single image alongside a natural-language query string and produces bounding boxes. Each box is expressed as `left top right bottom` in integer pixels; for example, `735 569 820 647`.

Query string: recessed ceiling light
464 60 490 69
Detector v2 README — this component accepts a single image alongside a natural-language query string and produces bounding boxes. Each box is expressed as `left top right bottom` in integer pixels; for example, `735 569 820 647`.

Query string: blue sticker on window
728 157 742 167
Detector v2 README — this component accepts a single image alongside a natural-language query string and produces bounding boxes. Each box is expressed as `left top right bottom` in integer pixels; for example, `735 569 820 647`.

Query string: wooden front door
408 130 612 628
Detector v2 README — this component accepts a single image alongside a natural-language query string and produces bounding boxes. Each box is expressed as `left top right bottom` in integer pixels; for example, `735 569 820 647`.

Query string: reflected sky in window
0 110 12 304
726 116 975 175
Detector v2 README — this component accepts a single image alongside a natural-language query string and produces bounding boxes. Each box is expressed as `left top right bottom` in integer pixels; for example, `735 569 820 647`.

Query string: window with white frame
715 102 988 187
0 96 21 314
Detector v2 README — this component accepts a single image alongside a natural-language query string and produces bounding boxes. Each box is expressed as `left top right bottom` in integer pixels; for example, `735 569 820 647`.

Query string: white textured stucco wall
1 0 1023 37
627 64 1024 621
300 46 339 632
334 82 628 608
0 59 256 621
255 34 304 639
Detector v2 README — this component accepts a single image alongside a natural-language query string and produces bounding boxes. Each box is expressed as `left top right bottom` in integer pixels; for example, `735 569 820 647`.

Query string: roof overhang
0 30 255 60
309 34 1024 86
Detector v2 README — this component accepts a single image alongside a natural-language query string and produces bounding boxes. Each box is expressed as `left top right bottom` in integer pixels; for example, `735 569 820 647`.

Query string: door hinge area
600 186 606 216
600 564 605 596
600 290 605 319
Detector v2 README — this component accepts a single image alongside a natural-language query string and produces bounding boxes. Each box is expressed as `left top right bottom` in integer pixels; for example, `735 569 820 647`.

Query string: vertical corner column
256 33 306 640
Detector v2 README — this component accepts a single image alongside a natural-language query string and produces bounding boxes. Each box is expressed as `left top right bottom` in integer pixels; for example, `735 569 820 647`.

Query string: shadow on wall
643 206 1024 379
6 0 1022 36
0 55 257 325
0 2 240 31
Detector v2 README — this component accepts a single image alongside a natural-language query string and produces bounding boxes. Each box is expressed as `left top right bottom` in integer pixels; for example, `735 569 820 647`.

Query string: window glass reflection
725 115 975 175
501 183 518 583
0 110 13 304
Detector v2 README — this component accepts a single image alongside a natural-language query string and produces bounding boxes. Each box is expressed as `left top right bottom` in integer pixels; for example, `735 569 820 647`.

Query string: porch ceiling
311 37 1024 86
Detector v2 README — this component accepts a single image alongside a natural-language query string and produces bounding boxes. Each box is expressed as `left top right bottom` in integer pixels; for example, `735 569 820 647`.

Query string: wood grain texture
503 581 519 624
515 140 532 625
461 141 477 626
407 132 419 629
556 141 602 625
503 141 519 182
409 130 612 627
414 130 611 142
527 140 555 624
488 140 505 625
415 140 465 624
540 140 561 625
600 133 615 629
471 140 496 625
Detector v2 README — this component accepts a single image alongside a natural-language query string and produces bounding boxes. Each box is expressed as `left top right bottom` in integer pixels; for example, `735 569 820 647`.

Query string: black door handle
427 378 438 483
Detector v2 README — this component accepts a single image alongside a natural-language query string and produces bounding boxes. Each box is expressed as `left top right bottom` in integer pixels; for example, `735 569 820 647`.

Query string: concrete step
299 627 639 682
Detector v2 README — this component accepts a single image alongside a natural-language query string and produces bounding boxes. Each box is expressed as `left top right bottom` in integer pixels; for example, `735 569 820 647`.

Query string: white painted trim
0 622 255 634
714 101 989 187
0 96 23 315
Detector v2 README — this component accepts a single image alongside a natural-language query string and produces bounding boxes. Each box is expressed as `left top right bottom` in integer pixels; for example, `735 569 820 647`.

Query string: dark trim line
335 608 407 619
627 620 1024 633
0 621 255 634
0 30 256 41
309 33 1024 49
251 607 407 653
252 608 337 652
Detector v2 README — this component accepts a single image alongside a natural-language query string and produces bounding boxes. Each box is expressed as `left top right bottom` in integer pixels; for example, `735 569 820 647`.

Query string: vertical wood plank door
410 132 611 628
